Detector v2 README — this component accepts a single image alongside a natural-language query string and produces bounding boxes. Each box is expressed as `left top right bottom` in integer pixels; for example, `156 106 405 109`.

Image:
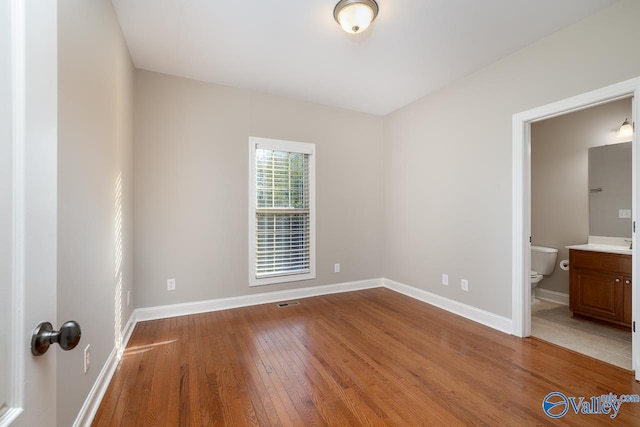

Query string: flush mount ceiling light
618 118 634 140
334 0 379 34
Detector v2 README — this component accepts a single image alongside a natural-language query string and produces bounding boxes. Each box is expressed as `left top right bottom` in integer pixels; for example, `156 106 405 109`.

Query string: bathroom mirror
588 141 632 238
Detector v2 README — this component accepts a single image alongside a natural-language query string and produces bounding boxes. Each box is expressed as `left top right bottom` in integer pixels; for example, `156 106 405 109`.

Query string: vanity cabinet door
570 268 624 323
623 276 632 325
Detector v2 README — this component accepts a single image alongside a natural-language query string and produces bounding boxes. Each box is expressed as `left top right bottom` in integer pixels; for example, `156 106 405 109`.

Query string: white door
1 1 58 426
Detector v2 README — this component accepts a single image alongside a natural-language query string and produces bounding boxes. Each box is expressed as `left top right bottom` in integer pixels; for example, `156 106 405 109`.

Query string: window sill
250 272 316 287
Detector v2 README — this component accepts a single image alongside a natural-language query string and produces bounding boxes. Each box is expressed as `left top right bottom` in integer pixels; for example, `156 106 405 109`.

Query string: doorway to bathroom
511 77 640 380
530 99 632 369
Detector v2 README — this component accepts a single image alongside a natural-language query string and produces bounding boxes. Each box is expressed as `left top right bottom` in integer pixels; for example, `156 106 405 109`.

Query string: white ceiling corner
111 0 619 115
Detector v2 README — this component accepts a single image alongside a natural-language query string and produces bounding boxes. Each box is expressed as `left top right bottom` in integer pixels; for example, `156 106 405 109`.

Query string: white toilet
530 245 558 305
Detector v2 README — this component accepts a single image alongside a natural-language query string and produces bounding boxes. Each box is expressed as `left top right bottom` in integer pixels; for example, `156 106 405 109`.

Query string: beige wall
383 0 640 318
531 99 632 294
57 1 135 425
53 0 640 421
133 70 385 308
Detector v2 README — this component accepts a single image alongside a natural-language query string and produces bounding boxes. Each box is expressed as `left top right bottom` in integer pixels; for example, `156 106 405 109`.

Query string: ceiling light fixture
618 118 634 140
334 0 379 34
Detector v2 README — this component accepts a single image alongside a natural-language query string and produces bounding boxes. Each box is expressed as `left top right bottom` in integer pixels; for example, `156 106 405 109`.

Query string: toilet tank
531 246 558 275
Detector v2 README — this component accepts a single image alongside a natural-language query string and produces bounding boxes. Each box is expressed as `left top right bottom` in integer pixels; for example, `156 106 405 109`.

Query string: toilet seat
530 270 538 278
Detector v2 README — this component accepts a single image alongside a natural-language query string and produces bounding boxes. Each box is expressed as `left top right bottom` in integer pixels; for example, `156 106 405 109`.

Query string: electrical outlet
442 274 448 286
84 344 91 374
334 263 340 273
127 290 131 306
167 278 176 291
461 279 469 292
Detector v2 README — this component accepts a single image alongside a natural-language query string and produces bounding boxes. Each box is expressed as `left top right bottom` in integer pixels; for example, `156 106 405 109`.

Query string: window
249 137 316 286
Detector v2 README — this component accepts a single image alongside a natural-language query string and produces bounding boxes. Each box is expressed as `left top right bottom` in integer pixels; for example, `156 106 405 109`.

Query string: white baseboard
73 310 137 427
78 276 517 425
535 288 569 305
383 279 513 335
136 278 384 322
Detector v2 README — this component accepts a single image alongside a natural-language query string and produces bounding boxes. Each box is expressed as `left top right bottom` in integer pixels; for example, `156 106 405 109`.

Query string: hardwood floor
92 288 640 426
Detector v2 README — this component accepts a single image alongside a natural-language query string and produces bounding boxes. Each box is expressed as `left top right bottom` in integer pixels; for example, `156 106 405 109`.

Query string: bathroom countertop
565 244 632 256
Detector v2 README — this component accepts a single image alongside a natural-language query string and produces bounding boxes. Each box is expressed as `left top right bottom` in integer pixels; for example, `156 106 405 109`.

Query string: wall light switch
334 264 340 273
167 278 176 291
461 279 469 292
442 274 448 286
619 209 632 219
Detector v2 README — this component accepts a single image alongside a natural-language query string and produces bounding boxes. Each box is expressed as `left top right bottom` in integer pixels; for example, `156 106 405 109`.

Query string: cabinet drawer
569 250 631 274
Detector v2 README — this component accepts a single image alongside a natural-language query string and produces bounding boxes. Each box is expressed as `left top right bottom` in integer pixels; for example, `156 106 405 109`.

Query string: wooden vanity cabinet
569 249 631 328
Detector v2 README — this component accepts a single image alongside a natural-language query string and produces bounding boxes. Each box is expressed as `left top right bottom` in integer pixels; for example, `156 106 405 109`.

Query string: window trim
248 137 316 286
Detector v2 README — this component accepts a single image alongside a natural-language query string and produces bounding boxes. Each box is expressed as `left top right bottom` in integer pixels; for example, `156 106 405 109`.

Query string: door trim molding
1 1 26 425
511 77 640 377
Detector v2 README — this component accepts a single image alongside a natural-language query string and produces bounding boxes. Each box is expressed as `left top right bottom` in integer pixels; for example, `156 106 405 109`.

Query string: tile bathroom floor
531 299 632 370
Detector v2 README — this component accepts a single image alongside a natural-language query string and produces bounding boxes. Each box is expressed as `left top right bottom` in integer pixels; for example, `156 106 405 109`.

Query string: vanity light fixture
618 118 633 140
334 0 379 34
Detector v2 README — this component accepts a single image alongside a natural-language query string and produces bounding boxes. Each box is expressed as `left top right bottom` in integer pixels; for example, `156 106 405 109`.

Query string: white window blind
249 138 315 286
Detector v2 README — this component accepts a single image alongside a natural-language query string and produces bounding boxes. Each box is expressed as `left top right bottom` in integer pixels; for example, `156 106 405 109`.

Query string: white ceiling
111 0 618 115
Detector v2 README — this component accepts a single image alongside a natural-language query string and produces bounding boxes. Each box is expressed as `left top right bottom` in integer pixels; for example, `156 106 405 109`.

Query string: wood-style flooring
92 288 640 426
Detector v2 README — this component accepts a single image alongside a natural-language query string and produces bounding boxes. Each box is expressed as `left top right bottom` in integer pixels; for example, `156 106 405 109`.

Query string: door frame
1 0 26 424
511 77 640 379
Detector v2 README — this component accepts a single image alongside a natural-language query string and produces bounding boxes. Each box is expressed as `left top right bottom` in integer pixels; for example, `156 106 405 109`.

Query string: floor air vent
277 301 300 308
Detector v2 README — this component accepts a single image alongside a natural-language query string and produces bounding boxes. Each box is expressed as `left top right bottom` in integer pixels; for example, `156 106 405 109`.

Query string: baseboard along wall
76 277 514 426
535 288 569 306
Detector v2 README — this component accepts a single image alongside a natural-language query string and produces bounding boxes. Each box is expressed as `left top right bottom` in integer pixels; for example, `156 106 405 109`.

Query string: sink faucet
625 239 632 250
